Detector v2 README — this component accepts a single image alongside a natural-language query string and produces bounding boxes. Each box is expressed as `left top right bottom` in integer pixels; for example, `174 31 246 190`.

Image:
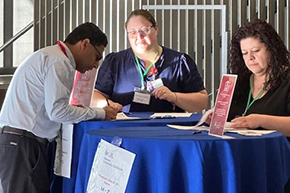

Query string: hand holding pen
103 98 118 120
105 98 123 112
103 105 118 120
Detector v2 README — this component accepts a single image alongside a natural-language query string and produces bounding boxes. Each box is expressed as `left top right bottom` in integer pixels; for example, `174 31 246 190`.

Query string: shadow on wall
0 75 12 111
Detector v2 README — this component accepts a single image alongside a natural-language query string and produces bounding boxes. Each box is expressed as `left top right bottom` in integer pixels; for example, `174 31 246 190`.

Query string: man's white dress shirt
0 42 105 140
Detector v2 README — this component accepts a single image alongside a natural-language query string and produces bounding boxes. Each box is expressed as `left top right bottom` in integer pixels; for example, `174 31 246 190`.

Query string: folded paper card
115 112 142 120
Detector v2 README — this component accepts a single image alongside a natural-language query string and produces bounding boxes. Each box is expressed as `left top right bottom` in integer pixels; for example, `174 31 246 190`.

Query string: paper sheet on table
150 112 192 118
167 124 209 130
167 122 235 130
168 122 275 136
167 109 276 136
115 112 142 121
167 109 212 130
208 133 236 139
225 129 276 136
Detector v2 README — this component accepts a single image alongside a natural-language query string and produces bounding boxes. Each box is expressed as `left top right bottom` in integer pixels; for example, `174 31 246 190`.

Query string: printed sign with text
87 139 136 193
209 74 237 136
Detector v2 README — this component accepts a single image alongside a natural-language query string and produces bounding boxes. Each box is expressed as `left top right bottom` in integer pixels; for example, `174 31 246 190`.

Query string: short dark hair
229 19 290 95
125 9 157 29
64 22 108 47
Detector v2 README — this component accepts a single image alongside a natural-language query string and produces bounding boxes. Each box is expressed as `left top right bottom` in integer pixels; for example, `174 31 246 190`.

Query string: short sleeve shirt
95 47 205 112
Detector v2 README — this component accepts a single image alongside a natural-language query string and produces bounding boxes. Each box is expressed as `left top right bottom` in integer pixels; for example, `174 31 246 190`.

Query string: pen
192 130 202 135
106 98 110 106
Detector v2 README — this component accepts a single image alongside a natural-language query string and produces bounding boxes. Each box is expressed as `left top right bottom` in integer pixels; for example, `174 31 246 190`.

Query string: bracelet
173 92 178 104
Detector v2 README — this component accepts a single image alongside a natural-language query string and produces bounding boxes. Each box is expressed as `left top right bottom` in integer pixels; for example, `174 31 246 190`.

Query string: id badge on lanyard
133 88 151 105
133 53 159 105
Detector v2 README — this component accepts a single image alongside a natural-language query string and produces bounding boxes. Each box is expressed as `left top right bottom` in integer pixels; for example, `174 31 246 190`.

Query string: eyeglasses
90 43 103 61
127 26 153 39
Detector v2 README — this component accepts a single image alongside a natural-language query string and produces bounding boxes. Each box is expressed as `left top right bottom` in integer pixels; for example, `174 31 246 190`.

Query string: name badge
147 78 164 92
133 91 151 105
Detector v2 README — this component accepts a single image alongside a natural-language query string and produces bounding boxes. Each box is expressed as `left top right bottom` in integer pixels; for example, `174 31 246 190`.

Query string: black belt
0 126 48 146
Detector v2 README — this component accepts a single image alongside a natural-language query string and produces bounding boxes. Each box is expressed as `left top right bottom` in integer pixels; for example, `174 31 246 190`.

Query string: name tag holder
133 87 151 105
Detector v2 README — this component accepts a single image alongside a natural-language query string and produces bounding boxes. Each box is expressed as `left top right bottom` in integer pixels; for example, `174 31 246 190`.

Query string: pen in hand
105 98 123 112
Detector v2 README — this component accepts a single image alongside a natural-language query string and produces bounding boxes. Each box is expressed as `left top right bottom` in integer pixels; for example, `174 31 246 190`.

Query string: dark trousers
0 133 50 193
285 178 290 193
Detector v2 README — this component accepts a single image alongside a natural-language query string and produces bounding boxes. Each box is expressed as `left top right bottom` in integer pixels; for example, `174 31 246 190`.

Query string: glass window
13 0 33 67
0 0 33 69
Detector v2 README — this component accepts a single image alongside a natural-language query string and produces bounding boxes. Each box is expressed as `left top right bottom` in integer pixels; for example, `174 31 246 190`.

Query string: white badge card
133 91 151 105
53 124 74 178
87 139 136 193
147 78 164 92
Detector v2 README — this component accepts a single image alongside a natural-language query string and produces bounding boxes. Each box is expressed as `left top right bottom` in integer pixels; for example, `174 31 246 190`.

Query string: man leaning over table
0 22 118 193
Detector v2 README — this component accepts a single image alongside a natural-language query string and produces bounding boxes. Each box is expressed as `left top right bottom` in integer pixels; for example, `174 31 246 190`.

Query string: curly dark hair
229 19 290 96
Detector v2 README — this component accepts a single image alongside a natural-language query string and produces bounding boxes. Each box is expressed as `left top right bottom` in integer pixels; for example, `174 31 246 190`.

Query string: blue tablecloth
51 113 202 193
73 124 290 193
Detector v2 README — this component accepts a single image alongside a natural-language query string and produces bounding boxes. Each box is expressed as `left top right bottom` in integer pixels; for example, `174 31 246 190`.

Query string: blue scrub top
95 46 205 112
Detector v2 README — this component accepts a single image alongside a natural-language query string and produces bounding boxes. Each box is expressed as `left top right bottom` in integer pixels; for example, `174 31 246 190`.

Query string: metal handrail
0 21 34 53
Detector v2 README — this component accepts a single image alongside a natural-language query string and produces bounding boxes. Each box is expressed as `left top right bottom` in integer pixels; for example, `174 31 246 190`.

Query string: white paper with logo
87 139 136 193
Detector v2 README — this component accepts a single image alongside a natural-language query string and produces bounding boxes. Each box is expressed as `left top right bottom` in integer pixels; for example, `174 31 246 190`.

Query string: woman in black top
228 19 290 137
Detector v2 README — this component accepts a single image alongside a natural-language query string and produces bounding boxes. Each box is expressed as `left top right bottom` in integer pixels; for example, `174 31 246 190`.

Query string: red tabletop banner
209 74 237 136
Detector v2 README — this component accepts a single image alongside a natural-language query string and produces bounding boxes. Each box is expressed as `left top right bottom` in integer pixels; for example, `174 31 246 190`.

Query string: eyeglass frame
127 25 154 39
90 43 103 61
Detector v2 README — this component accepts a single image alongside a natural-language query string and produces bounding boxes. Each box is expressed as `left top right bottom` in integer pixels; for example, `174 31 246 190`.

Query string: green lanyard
243 75 265 116
134 52 158 89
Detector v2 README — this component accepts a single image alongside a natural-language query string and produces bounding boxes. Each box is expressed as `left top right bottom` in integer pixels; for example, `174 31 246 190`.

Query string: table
51 112 202 193
73 125 290 193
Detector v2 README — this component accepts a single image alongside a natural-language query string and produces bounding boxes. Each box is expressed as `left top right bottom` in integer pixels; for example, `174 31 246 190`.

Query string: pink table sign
209 74 237 136
70 68 97 107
